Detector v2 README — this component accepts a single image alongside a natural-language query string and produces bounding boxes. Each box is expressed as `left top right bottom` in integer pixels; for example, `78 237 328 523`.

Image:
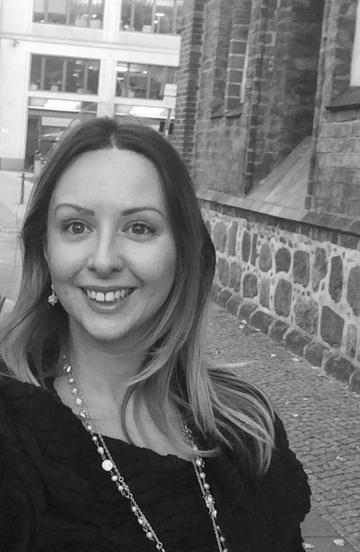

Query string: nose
87 231 125 275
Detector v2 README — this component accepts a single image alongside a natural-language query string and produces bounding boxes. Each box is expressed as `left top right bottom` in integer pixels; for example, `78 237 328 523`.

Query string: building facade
0 0 182 169
174 0 360 391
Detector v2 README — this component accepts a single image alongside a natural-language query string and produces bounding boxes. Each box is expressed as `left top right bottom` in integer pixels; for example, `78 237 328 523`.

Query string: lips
82 288 135 303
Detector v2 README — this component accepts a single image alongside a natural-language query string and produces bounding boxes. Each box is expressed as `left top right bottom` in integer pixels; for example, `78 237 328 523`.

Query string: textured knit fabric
0 376 311 552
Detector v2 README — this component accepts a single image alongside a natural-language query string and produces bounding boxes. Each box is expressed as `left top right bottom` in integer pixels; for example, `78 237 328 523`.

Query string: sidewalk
0 169 359 551
206 305 360 551
0 170 33 299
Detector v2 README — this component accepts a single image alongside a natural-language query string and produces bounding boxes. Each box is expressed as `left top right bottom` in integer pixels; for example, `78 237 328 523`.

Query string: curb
213 288 360 394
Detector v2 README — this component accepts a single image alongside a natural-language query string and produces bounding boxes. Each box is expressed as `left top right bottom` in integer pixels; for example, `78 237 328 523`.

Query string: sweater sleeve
267 413 312 551
0 382 44 551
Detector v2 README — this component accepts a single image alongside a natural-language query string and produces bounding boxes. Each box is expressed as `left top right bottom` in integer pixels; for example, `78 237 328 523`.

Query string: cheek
148 245 176 288
46 239 83 283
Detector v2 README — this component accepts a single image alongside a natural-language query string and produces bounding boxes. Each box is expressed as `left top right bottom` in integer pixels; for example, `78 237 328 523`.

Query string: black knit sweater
0 377 311 552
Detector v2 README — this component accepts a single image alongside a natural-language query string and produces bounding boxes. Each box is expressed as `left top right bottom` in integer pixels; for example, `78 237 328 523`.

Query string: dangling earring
48 284 58 306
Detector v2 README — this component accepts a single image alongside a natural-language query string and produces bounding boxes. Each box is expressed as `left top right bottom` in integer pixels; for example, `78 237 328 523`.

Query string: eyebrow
54 203 165 218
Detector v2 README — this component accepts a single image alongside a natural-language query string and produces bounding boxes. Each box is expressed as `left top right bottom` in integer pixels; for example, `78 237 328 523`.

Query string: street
0 170 359 551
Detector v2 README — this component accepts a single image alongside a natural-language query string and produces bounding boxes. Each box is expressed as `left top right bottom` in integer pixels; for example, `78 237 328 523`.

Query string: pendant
102 459 113 471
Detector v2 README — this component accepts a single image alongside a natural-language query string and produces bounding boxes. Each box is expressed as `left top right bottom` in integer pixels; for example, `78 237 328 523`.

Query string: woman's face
45 147 176 347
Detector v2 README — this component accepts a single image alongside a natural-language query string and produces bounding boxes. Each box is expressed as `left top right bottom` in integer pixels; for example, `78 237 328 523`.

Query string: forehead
50 148 166 209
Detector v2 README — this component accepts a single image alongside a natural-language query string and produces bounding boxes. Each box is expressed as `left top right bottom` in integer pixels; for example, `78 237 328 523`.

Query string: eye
127 222 152 236
64 221 90 235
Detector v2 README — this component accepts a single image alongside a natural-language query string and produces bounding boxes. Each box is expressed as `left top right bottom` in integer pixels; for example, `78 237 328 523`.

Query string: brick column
171 0 207 170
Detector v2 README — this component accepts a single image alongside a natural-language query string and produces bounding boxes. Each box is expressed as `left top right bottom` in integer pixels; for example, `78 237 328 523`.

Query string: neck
62 330 146 407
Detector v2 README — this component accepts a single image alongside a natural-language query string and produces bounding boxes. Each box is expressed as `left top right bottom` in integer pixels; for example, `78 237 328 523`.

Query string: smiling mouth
83 288 135 303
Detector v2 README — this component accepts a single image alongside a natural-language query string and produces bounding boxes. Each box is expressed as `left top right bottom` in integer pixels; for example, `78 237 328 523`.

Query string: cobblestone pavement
205 303 360 550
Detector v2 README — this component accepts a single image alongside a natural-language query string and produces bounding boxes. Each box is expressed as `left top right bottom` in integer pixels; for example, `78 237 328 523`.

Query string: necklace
62 360 229 552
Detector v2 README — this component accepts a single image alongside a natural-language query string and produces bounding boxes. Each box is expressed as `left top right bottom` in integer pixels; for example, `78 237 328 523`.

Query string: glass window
154 0 174 34
69 0 104 27
133 0 153 32
33 0 45 22
30 55 99 94
128 64 149 98
149 66 176 98
120 0 180 34
115 61 176 99
44 57 64 91
47 0 67 24
116 63 130 96
86 61 100 93
30 55 42 89
33 0 103 27
149 66 167 99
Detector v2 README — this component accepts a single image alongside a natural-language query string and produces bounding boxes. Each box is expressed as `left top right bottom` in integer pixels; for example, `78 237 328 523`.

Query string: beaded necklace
62 360 229 552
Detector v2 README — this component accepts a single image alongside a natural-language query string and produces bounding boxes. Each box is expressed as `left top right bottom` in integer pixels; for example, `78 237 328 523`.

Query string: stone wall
202 199 360 392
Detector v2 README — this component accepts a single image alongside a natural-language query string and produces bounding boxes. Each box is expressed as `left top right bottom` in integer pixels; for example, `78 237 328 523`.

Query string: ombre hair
0 118 274 474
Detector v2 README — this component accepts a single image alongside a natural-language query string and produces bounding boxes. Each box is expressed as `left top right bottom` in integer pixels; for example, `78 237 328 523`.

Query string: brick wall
308 0 360 216
171 0 206 170
179 0 323 195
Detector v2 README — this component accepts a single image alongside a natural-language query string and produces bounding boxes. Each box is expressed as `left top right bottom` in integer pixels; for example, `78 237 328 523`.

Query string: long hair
0 118 274 474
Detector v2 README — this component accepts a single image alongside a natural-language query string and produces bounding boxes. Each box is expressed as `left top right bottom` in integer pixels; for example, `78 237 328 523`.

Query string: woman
0 118 310 551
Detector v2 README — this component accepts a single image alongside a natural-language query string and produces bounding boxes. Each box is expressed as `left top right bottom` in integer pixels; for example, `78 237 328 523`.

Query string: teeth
85 289 133 303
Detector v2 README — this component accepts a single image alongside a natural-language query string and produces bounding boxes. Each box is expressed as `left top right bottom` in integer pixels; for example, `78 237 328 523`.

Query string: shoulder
260 414 311 521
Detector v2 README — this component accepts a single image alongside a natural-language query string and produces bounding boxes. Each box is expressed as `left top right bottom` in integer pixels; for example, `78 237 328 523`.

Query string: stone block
294 296 319 335
217 289 232 308
250 233 258 266
218 257 230 287
347 266 360 316
304 342 328 367
324 353 355 384
346 324 357 358
293 250 310 287
275 247 291 273
238 302 257 322
349 368 360 393
242 231 251 262
269 320 289 342
249 310 274 333
229 261 242 292
226 294 242 316
312 247 328 291
259 242 272 272
213 222 227 252
285 330 312 357
329 256 343 303
228 222 238 256
260 277 270 308
274 279 292 317
320 306 344 348
243 273 258 298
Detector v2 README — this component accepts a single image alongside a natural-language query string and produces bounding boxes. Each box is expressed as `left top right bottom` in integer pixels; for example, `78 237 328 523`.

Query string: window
30 54 100 94
33 0 104 28
120 0 183 34
115 62 176 99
